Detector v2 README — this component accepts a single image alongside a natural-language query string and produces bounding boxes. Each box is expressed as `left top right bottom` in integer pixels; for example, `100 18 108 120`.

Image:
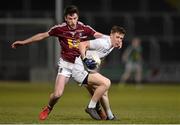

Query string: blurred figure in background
120 37 143 84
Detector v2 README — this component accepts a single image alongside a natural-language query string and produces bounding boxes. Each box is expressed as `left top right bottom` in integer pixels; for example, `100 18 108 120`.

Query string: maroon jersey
48 21 96 63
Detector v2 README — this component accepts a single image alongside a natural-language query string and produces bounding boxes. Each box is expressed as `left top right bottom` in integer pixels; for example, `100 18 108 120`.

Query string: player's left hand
11 41 24 49
83 57 97 70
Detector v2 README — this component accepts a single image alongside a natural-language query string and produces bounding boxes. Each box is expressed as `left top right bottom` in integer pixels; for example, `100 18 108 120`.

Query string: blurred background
0 0 180 83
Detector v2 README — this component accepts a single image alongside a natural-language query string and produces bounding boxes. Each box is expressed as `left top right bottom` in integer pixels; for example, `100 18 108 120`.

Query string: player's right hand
11 41 24 49
83 57 97 70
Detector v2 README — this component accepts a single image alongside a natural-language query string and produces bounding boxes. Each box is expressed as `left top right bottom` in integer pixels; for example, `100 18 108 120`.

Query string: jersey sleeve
84 25 96 36
89 38 103 49
48 25 62 37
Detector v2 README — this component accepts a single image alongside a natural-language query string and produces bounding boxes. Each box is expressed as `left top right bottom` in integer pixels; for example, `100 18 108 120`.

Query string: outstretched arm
11 32 50 49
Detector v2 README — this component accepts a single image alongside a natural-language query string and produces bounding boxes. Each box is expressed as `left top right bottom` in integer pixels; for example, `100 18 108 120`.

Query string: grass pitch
0 81 179 124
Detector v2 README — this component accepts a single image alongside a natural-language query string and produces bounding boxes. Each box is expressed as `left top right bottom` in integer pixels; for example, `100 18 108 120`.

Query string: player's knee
53 91 63 98
103 78 111 90
106 79 111 88
102 91 108 97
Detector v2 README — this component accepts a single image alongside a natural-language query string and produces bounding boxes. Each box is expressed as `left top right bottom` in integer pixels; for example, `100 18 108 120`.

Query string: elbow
37 32 49 40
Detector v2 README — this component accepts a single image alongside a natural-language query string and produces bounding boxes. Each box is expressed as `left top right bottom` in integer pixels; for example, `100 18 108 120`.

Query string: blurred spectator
120 37 143 84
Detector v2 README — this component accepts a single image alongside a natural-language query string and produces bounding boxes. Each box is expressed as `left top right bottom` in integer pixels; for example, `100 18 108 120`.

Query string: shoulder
96 35 110 42
78 21 84 26
50 22 67 30
78 21 94 29
102 35 110 39
78 21 87 27
90 35 109 44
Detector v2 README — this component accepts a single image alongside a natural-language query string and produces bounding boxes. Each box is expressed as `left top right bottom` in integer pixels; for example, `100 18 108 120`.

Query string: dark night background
0 0 180 83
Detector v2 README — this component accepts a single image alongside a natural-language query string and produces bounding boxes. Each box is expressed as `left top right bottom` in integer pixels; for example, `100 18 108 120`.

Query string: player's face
111 32 124 48
65 13 79 29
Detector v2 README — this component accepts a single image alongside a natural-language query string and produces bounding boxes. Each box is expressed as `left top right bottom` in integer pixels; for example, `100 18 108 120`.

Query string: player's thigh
53 74 70 96
55 74 69 89
52 58 74 96
88 73 111 87
56 66 72 88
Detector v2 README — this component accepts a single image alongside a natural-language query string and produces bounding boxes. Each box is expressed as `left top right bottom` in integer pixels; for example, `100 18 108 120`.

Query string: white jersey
73 35 114 84
86 35 114 59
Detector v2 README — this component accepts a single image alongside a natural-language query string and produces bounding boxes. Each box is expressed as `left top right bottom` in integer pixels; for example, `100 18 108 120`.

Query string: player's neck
67 24 77 30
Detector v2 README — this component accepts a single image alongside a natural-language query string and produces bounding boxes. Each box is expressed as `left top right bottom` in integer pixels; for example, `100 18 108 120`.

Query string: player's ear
110 33 113 39
64 16 67 21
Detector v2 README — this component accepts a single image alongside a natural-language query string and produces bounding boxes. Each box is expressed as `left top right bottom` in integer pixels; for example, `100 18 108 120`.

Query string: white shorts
72 57 88 85
57 57 88 85
57 58 74 77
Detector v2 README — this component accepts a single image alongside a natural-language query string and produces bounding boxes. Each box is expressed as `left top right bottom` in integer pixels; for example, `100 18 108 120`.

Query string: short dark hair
111 25 126 34
64 5 79 17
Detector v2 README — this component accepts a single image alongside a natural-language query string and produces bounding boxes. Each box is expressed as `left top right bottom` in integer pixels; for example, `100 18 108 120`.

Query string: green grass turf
0 81 179 124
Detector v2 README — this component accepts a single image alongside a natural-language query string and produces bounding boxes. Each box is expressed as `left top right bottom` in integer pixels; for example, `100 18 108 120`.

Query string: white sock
107 109 114 119
88 100 97 108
